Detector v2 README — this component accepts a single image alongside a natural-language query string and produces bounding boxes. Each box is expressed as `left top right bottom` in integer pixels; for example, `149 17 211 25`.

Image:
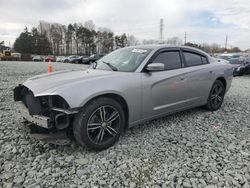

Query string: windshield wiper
102 61 118 71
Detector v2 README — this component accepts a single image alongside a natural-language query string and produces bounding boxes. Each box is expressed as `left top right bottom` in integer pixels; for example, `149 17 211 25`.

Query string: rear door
181 49 214 106
141 48 189 119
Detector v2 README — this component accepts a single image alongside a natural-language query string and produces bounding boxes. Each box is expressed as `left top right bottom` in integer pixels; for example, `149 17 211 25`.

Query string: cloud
0 0 250 49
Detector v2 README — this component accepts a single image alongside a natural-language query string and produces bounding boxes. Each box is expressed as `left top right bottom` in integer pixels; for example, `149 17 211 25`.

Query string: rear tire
206 80 225 111
73 97 125 150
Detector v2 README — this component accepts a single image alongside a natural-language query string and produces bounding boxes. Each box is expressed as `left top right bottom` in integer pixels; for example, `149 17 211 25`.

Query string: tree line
13 20 242 56
142 38 242 54
14 21 130 56
184 42 241 54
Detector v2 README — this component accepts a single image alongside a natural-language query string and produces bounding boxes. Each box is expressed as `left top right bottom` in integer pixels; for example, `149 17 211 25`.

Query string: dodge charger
14 45 233 150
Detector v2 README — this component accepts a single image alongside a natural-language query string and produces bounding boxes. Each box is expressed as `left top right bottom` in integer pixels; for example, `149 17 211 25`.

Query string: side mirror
146 63 164 71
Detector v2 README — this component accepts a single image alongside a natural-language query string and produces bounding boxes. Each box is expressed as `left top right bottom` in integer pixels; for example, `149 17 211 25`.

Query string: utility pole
184 32 187 45
159 18 164 43
225 35 228 51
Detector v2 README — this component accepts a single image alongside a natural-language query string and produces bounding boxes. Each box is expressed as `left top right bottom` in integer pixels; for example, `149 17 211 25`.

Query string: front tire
206 80 225 111
73 97 125 150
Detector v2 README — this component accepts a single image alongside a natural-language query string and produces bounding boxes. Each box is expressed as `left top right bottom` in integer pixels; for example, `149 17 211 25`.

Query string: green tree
31 27 40 54
38 32 52 55
115 33 127 48
14 27 33 54
14 27 51 55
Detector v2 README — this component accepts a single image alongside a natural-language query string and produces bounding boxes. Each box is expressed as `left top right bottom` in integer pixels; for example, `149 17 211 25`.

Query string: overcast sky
1 0 250 49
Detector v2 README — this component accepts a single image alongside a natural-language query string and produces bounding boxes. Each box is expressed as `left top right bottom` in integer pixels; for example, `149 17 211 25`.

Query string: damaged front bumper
14 85 79 145
19 102 51 128
23 122 72 145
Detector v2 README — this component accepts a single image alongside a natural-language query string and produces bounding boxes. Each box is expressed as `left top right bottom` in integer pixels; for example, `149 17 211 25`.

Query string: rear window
183 52 209 66
183 52 203 66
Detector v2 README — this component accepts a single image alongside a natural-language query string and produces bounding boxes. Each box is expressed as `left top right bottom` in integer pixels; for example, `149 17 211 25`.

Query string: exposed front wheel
73 97 125 150
206 80 225 111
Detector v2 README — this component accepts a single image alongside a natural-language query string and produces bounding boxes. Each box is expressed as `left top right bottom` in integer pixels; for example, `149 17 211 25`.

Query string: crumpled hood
23 69 116 96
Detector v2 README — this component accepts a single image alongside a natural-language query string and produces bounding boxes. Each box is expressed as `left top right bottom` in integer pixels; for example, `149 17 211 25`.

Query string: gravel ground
0 61 250 188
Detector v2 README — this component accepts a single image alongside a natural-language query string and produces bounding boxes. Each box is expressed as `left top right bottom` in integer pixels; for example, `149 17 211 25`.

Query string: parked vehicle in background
0 51 21 61
11 53 21 61
216 56 249 76
229 58 245 76
56 56 65 62
21 54 32 61
243 56 250 74
69 56 91 64
78 54 105 64
81 56 91 64
14 45 233 150
0 50 12 61
218 54 240 61
217 53 250 76
88 54 105 63
45 55 56 62
63 55 80 63
32 55 43 62
69 56 84 64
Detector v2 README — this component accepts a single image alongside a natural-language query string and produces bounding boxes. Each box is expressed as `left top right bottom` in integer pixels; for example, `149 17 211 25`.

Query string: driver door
141 49 188 119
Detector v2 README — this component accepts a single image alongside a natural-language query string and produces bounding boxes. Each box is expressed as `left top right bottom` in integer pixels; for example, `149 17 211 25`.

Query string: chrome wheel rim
211 84 224 107
87 105 120 145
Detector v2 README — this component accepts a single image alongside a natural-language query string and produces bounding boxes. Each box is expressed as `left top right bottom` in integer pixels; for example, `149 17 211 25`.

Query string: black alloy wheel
206 80 225 111
86 105 120 145
73 97 125 150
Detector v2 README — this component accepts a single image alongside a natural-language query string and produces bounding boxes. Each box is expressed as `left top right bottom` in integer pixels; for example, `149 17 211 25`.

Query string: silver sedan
14 45 233 150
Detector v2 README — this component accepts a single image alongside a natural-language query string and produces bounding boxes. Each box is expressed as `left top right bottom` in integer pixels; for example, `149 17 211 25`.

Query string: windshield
93 47 152 72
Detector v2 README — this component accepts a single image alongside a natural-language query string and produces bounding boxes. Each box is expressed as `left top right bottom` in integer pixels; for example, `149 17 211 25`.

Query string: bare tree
50 24 63 55
96 27 114 54
127 34 139 46
142 39 159 45
84 20 95 30
167 37 182 46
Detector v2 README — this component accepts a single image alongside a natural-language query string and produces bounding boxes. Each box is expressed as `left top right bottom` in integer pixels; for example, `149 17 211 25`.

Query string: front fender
52 73 142 124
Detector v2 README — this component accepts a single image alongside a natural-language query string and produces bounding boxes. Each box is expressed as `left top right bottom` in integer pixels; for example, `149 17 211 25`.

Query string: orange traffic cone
47 60 53 73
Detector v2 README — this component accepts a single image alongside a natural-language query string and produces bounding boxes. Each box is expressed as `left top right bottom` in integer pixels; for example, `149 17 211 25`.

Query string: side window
183 52 203 66
152 51 182 70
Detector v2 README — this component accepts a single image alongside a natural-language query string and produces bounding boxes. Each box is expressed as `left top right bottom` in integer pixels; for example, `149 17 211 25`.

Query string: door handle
209 70 215 74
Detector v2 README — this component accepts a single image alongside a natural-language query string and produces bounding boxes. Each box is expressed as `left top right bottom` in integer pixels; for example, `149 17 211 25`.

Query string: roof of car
125 45 209 56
